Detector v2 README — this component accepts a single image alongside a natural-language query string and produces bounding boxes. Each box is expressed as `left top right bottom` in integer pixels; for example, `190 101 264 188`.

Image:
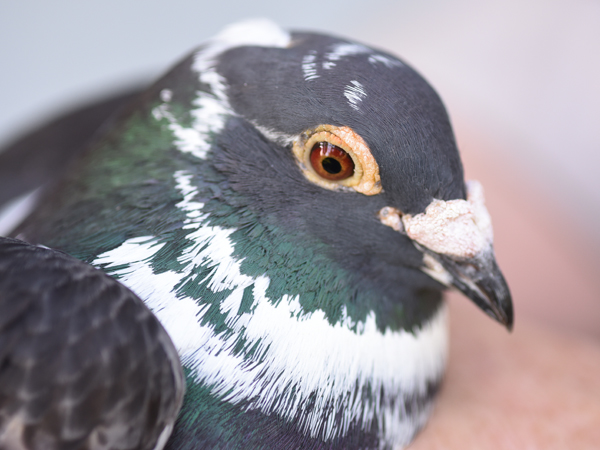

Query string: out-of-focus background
1 0 598 338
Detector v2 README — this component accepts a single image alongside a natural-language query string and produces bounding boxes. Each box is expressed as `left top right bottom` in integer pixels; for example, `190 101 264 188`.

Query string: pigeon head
193 20 512 329
14 19 513 450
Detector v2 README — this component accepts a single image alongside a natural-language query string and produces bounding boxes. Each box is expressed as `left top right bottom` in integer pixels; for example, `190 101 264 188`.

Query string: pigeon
1 19 513 450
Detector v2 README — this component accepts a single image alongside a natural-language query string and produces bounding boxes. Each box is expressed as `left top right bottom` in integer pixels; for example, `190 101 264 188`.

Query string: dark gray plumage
0 90 143 211
0 237 184 450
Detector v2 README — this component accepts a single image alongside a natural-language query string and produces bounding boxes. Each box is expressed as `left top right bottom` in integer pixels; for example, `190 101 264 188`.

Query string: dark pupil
321 157 342 174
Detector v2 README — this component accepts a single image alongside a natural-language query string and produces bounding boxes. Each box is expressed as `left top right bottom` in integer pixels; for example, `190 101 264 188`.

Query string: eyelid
292 124 382 195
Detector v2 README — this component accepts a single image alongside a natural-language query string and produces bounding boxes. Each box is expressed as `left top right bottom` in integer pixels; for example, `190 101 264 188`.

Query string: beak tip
503 300 514 332
434 249 514 332
489 291 514 332
502 311 514 332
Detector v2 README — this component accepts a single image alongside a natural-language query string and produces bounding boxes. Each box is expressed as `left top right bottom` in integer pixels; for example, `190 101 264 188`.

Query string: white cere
402 180 494 258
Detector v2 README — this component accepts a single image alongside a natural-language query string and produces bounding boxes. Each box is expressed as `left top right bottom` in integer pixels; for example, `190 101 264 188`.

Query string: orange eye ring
309 142 355 181
292 124 382 195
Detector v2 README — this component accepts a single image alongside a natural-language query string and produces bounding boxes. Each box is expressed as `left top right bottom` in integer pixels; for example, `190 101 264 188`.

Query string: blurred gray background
1 0 599 337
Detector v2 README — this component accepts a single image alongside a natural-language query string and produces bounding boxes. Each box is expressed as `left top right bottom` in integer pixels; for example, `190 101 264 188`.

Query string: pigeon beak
378 180 514 331
425 248 513 330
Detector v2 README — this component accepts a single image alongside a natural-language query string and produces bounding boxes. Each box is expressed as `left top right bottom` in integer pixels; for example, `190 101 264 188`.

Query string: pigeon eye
310 142 355 180
292 124 382 195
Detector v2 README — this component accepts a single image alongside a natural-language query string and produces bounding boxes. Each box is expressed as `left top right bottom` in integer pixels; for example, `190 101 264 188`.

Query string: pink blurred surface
455 119 600 339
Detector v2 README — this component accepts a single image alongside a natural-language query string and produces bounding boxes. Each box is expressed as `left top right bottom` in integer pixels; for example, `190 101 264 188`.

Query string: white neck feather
94 171 448 445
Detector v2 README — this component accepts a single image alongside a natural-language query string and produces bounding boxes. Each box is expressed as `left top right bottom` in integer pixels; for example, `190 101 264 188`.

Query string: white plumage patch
213 18 291 50
94 170 448 446
322 42 404 75
323 43 371 70
302 51 319 81
344 80 367 111
152 92 230 159
152 19 291 161
368 54 403 68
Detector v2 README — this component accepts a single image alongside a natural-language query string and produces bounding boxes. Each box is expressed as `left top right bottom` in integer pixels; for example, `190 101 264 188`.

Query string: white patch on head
402 180 494 258
368 53 403 68
94 170 447 446
151 19 290 160
214 18 290 49
252 123 297 146
321 42 402 75
323 43 371 70
302 51 319 81
344 80 367 111
152 93 230 159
